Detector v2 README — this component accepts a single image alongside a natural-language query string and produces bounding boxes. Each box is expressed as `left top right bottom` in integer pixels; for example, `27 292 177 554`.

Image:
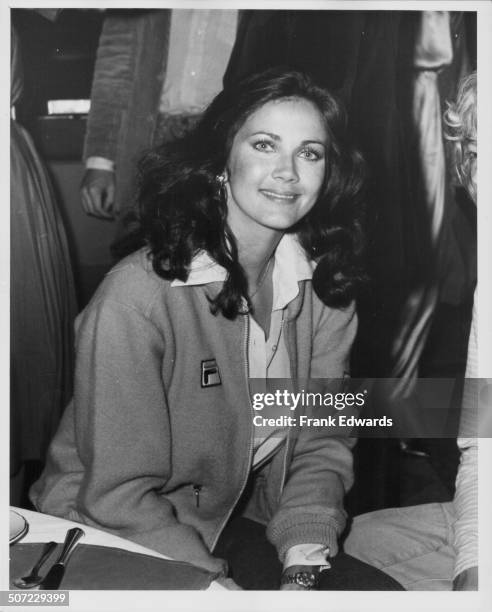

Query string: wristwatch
280 565 329 590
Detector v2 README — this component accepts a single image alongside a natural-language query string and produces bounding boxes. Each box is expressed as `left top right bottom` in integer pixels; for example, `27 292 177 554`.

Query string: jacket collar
171 233 315 312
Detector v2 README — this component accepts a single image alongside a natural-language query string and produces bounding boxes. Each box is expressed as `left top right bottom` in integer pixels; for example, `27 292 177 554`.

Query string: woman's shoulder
87 248 170 315
303 282 357 329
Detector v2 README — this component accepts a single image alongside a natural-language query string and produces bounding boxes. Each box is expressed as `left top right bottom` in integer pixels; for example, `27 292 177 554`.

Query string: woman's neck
237 231 282 293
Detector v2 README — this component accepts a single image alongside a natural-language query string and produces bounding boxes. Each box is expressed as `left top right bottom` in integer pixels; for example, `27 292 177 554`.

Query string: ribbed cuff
267 511 343 562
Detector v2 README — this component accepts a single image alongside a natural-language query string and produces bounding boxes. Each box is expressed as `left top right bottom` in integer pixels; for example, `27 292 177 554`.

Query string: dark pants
213 516 404 590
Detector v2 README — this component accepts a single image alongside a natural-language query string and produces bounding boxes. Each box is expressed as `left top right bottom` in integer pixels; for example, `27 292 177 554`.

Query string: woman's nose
272 154 299 182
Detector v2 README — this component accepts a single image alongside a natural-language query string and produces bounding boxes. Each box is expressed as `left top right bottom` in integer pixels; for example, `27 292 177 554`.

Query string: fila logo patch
201 359 221 388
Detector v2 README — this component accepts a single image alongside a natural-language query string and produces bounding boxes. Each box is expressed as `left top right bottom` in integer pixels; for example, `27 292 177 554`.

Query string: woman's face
224 97 328 239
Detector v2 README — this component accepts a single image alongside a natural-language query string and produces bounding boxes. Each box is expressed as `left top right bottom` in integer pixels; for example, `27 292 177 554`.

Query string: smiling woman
225 97 327 241
133 68 367 318
223 96 329 331
29 68 381 591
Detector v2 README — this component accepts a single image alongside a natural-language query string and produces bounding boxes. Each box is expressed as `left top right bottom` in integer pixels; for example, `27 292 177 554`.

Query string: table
10 507 223 590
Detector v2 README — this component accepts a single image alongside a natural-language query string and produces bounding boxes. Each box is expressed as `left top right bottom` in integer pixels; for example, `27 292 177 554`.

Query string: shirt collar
170 233 315 310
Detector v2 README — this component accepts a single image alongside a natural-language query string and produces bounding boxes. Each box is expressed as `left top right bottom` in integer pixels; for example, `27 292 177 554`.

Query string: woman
31 68 366 589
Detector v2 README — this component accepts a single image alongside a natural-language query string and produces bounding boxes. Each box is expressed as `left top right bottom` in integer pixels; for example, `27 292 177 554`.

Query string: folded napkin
10 543 219 590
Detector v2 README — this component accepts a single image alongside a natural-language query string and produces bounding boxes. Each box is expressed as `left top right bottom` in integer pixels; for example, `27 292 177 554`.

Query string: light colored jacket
30 248 357 574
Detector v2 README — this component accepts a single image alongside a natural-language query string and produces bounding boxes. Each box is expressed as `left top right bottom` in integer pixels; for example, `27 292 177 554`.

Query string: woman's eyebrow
249 131 326 146
301 139 326 147
249 131 280 140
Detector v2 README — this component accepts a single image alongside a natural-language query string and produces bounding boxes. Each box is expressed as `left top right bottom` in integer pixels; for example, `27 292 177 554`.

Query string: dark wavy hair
133 67 366 319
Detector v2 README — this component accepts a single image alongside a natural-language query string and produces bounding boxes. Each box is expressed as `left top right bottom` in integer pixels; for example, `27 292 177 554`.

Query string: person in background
80 9 238 232
30 68 402 590
343 71 478 591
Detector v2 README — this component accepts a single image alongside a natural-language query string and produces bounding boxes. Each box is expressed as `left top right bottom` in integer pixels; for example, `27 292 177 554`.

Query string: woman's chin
256 214 306 233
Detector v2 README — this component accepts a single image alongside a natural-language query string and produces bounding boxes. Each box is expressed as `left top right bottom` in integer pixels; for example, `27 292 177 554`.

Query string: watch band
280 565 330 589
281 570 318 589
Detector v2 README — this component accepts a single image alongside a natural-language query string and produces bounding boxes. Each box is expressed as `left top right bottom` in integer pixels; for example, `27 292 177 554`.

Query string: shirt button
272 344 277 351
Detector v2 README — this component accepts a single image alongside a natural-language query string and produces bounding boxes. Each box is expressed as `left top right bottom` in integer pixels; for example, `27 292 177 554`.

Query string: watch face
294 572 316 588
281 568 321 589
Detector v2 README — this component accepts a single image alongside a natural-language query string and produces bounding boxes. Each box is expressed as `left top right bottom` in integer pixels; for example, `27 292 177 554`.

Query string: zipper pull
193 484 202 508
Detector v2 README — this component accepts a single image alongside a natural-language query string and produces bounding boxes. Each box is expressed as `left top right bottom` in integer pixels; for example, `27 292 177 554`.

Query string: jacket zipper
279 316 295 495
210 313 254 550
193 484 202 508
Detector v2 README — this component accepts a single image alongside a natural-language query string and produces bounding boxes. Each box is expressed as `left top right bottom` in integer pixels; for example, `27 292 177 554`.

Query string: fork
13 541 58 589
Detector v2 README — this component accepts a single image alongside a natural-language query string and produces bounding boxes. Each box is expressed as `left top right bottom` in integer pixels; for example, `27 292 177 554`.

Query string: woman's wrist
280 564 329 590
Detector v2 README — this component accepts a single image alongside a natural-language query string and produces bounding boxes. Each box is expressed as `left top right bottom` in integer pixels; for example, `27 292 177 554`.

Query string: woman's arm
83 12 139 162
453 302 478 588
71 296 226 575
267 302 358 560
453 438 478 589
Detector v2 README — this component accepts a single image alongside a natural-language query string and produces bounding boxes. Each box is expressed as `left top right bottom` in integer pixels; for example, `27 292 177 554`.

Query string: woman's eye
253 140 274 152
299 148 323 161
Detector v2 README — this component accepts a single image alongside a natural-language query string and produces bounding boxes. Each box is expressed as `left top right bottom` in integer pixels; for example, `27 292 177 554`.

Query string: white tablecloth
10 507 223 590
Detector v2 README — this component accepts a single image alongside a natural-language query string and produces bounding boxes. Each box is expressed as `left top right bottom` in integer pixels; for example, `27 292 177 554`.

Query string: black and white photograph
4 2 492 611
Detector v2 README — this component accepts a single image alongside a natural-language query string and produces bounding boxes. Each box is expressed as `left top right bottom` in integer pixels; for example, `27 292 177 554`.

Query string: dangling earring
214 172 228 202
215 172 228 187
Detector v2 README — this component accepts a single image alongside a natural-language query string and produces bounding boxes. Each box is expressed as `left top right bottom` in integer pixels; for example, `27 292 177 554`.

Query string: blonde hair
444 71 477 201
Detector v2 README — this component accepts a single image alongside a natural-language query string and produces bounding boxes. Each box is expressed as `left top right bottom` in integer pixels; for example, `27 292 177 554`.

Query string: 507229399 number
1 591 69 606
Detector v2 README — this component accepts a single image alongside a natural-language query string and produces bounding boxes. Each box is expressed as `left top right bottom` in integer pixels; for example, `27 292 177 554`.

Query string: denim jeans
343 502 455 590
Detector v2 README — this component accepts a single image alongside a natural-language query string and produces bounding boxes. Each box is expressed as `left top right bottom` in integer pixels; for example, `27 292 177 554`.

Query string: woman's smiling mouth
259 189 300 201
